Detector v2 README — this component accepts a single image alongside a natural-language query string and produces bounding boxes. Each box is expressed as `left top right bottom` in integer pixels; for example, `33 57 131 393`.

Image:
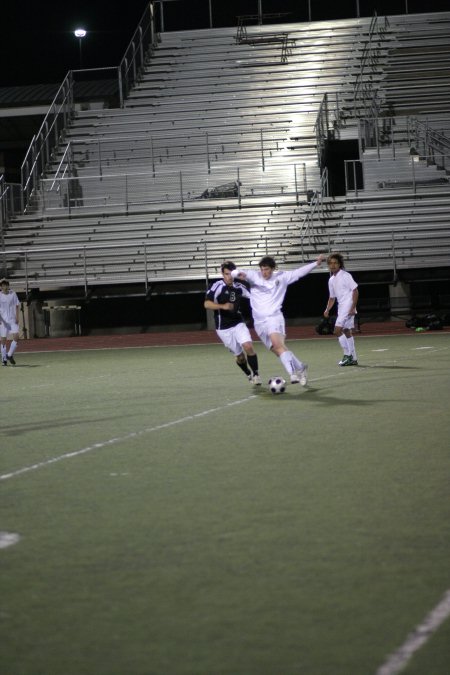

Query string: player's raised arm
230 268 247 281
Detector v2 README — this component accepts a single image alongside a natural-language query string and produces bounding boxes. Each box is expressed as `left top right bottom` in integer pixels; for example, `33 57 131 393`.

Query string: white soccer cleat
251 374 262 385
299 365 308 386
290 372 300 384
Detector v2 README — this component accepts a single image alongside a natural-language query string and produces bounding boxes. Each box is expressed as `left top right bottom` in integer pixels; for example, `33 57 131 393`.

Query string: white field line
0 531 21 549
376 589 450 675
0 395 256 482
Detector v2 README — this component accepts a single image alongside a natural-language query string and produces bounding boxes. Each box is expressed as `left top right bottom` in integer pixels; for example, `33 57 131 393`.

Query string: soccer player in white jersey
323 253 359 366
0 278 20 366
205 261 261 385
231 254 325 385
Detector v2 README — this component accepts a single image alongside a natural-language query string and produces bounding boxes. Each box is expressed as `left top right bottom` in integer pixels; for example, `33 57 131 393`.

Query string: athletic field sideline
1 327 449 675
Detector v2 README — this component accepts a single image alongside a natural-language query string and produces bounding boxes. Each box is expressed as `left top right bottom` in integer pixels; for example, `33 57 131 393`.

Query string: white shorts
335 310 355 330
254 314 286 350
0 321 19 338
217 322 252 356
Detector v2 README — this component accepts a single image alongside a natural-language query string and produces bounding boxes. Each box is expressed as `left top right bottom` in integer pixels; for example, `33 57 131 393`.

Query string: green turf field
1 333 450 675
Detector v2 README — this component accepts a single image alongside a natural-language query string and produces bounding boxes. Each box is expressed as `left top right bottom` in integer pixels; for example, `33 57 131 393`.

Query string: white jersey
231 261 317 322
328 269 358 314
0 290 20 324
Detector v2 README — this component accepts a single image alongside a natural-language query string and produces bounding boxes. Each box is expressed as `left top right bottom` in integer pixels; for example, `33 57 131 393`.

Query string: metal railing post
180 171 184 210
42 180 46 213
144 243 148 292
206 131 210 174
260 129 265 172
138 26 144 66
237 168 241 208
391 231 397 279
150 137 155 176
0 178 4 236
118 65 124 108
24 251 29 296
131 41 137 81
203 240 209 288
98 139 103 177
83 246 88 296
302 163 307 195
353 161 358 197
411 156 416 194
294 164 299 204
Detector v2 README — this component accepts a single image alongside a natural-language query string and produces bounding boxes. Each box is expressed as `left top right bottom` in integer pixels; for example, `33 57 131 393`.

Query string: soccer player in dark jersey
205 261 261 385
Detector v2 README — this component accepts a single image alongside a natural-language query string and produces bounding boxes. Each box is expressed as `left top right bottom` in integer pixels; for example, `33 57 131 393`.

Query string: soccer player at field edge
231 254 326 385
323 253 359 366
0 278 20 366
204 261 261 385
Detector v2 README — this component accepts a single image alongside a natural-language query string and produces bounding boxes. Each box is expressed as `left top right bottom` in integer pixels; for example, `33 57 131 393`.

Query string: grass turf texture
1 334 450 674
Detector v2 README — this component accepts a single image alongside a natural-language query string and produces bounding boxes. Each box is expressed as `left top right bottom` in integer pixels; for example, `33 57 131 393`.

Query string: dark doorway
321 139 362 196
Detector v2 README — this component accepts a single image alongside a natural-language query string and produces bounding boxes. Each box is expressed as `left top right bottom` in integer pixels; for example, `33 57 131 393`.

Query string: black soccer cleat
7 355 16 365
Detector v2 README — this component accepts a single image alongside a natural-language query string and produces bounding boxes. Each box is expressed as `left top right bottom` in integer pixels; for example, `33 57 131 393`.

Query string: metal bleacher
2 10 450 293
333 11 450 273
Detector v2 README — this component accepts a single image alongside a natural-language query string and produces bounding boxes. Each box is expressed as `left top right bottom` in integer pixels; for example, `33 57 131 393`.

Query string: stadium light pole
74 28 87 68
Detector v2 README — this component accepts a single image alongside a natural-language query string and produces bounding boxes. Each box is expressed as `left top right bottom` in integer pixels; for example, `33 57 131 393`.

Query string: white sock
347 337 357 360
338 335 349 354
280 350 296 375
290 352 305 372
1 345 6 359
8 340 18 357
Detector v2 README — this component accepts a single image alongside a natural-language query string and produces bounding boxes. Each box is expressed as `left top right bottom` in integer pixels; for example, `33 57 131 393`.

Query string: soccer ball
268 376 286 394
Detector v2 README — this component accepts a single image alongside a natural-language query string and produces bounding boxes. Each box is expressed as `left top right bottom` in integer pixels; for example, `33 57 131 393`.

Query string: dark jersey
206 279 250 330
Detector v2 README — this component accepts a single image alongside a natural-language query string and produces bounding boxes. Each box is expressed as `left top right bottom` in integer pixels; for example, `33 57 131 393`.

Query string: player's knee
242 342 254 355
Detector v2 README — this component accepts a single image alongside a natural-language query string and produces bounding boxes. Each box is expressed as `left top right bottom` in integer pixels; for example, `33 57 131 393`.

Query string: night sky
2 0 449 87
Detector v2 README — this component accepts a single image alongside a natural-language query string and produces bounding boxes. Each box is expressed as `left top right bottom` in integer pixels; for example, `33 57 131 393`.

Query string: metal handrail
409 119 450 172
353 12 391 118
0 178 21 239
298 167 329 257
20 71 74 211
2 229 308 292
11 2 158 219
49 142 73 191
118 2 158 104
56 126 291 177
38 160 312 216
